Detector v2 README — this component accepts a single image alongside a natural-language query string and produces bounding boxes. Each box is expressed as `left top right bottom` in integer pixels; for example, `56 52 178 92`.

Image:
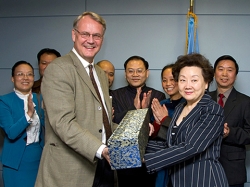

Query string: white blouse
14 89 40 145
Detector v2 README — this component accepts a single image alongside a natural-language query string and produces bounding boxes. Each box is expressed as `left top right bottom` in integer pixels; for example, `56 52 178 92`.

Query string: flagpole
186 0 199 54
190 0 194 13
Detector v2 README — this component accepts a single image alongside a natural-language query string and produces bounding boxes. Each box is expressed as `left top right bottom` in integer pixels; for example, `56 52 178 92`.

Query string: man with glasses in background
111 55 166 187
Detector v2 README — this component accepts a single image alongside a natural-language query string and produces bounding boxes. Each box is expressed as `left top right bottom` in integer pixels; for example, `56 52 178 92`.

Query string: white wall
0 0 250 186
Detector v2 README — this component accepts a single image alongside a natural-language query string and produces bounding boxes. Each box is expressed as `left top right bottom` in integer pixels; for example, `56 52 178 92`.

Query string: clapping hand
134 87 152 109
151 98 168 124
141 90 152 109
27 91 35 118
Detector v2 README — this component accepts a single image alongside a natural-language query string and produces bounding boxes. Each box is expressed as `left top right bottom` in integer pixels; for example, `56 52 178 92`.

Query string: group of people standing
0 11 249 187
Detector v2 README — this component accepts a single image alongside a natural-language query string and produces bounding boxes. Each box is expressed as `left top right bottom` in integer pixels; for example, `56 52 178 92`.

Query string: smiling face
162 68 180 100
12 64 34 94
178 66 208 105
72 15 104 63
214 59 237 91
125 59 149 88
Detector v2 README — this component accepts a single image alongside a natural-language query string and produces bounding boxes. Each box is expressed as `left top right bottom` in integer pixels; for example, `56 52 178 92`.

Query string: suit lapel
168 94 211 145
223 88 237 119
170 104 199 145
167 103 184 146
94 64 111 112
209 91 217 102
68 51 100 101
209 88 237 119
12 92 24 113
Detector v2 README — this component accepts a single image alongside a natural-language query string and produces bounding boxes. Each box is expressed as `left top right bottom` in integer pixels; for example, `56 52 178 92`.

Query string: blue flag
186 12 199 54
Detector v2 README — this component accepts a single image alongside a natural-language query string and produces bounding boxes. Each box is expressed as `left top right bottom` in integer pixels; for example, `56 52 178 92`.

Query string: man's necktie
218 93 225 107
89 65 112 140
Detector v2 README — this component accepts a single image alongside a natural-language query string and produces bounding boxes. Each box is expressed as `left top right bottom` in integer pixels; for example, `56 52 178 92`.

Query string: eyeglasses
126 69 146 75
74 29 103 40
15 72 34 78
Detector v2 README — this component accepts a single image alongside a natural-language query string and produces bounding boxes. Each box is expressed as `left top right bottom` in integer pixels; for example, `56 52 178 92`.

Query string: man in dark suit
111 55 166 187
209 55 250 187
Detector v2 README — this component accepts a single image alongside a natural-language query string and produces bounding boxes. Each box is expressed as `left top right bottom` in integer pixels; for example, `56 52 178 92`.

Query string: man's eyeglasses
126 69 146 75
74 28 103 40
15 72 34 78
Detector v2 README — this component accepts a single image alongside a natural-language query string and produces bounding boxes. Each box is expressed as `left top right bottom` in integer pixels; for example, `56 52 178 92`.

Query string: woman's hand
27 92 35 118
151 98 168 123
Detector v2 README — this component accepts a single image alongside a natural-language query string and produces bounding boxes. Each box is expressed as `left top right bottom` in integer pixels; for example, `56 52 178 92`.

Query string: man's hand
223 123 230 138
141 90 152 108
134 87 152 109
134 87 142 109
102 147 111 165
148 123 154 136
151 98 168 123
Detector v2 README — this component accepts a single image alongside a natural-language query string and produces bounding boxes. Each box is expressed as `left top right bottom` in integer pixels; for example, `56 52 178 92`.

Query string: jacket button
98 106 102 110
99 129 102 133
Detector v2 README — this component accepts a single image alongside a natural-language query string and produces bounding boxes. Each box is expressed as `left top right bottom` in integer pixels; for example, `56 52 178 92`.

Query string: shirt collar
217 87 233 99
127 84 147 94
14 88 29 100
72 48 94 69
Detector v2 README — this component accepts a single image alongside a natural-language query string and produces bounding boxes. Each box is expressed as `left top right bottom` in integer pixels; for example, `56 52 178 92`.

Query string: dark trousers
93 159 114 187
168 176 173 187
117 163 156 187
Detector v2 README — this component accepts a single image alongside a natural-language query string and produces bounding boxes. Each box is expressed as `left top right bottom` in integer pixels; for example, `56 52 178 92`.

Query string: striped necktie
89 65 112 140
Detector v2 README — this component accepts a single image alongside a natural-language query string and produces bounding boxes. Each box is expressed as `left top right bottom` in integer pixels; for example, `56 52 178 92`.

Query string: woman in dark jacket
145 54 228 187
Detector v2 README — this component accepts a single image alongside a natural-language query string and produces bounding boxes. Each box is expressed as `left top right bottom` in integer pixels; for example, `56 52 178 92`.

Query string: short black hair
37 48 61 63
214 55 239 75
12 61 34 77
161 64 175 80
172 53 214 85
124 55 149 70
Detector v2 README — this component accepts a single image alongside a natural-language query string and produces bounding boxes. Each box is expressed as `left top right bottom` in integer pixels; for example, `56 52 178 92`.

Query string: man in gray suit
209 55 250 187
35 12 117 187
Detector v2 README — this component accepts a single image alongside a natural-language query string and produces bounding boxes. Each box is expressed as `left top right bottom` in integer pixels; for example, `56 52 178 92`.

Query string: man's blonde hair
73 11 106 33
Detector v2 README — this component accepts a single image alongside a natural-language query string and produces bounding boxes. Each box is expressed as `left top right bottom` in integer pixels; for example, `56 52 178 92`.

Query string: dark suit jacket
145 94 229 187
32 78 42 94
111 85 166 124
209 87 250 185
